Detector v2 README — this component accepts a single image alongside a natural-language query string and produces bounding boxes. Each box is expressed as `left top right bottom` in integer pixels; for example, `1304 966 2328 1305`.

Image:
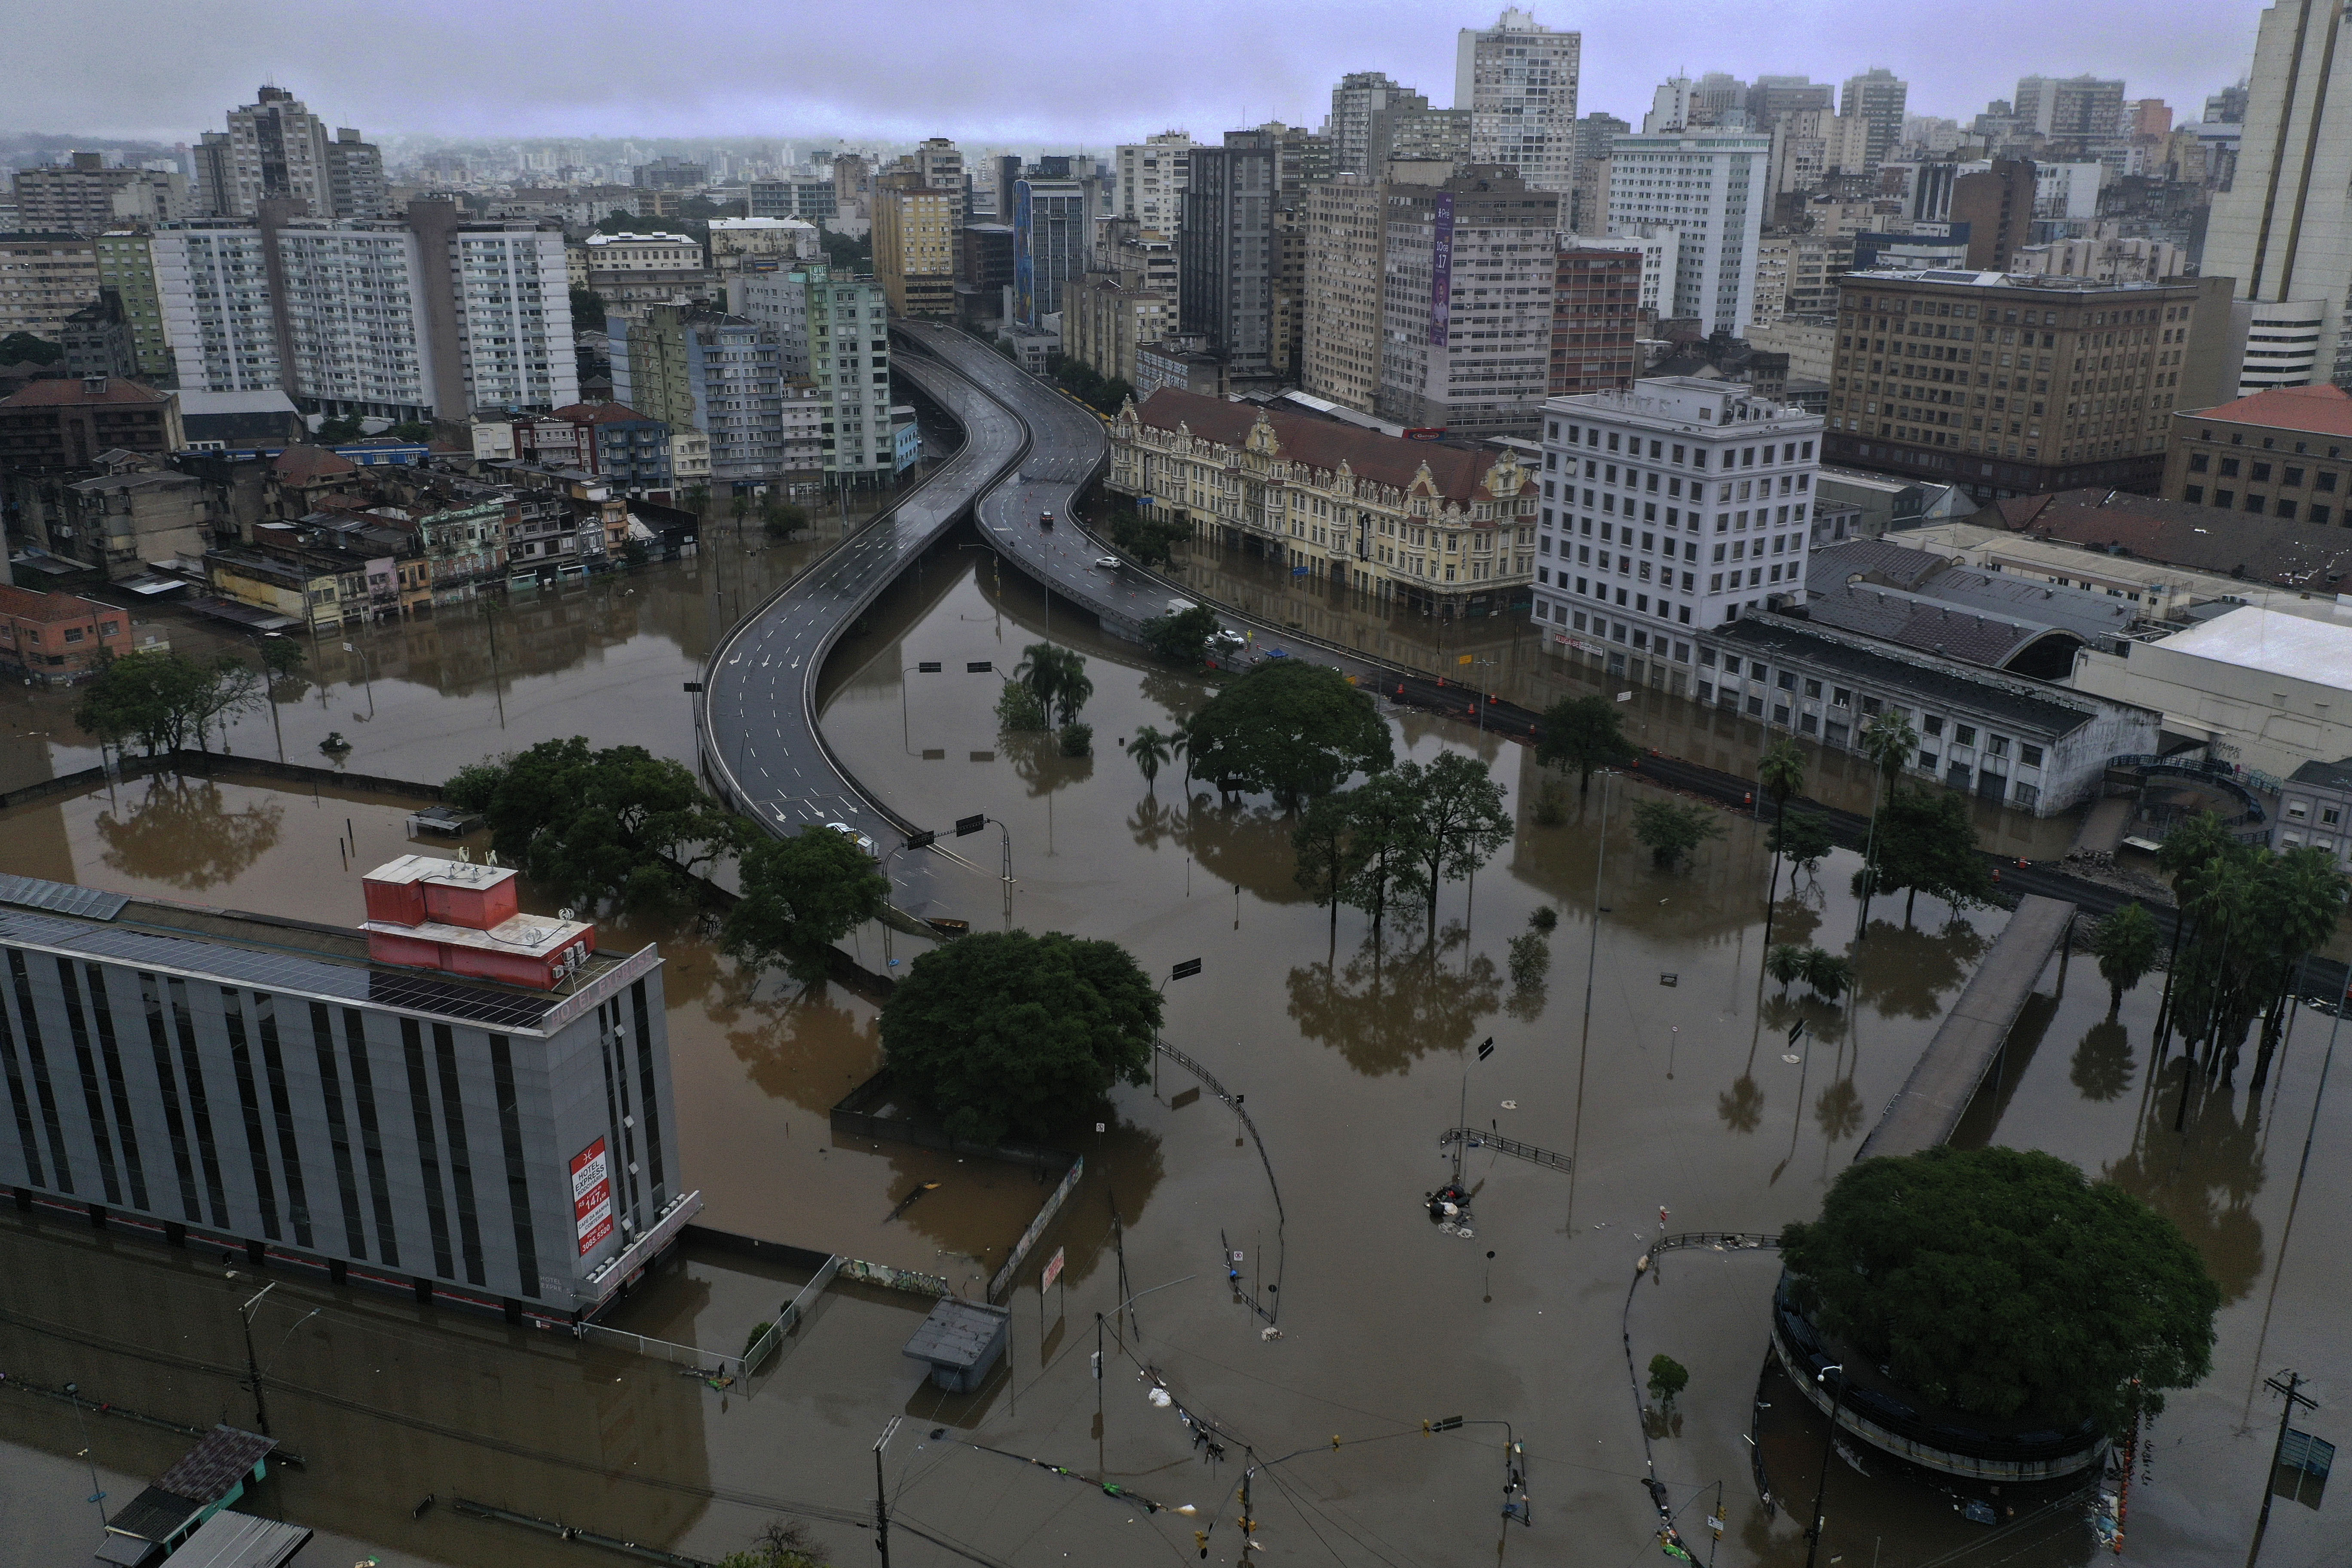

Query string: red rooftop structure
360 853 594 990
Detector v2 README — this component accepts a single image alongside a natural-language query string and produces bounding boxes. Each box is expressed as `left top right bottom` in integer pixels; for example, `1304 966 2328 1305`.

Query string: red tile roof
0 584 106 623
2184 383 2352 438
1975 487 2352 589
272 444 359 483
0 377 172 409
1129 389 1531 505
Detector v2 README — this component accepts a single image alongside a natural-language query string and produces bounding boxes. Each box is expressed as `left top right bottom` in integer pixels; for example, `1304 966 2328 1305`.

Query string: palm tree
1053 661 1094 727
1766 943 1808 994
1853 710 1920 941
2091 901 2162 1019
1802 948 1855 1005
1757 738 1807 955
1013 642 1067 717
1169 712 1197 789
1126 725 1171 793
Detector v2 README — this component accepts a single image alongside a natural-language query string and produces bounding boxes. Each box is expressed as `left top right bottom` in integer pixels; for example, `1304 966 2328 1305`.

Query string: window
2220 456 2240 477
1803 678 1822 698
1953 724 1976 747
2020 744 2044 768
1777 671 1797 691
2188 452 2209 473
1987 735 2010 757
1918 750 1938 772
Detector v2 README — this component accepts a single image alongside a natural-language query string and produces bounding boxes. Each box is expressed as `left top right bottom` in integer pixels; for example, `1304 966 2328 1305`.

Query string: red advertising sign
1041 1245 1066 1291
572 1137 613 1256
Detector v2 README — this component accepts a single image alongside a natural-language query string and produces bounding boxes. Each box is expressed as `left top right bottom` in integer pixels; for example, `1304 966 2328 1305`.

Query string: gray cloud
6 0 2269 147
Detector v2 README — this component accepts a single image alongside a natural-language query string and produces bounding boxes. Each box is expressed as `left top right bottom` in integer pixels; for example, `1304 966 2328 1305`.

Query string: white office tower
1114 133 1193 230
2203 0 2352 392
1455 9 1581 193
1530 377 1823 652
1605 132 1771 334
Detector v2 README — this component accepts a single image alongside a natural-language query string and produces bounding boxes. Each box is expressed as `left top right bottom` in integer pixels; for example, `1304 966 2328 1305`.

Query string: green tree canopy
2092 901 2162 1018
1013 643 1091 726
723 826 889 983
1396 753 1513 928
1871 786 1993 922
1184 660 1393 808
570 285 608 331
1336 774 1425 934
1125 725 1172 791
1780 1145 2220 1434
1646 1354 1689 1406
1758 736 1807 810
1292 790 1369 944
314 413 365 444
1110 508 1188 569
0 331 64 366
1767 808 1835 877
2159 818 2348 1081
1632 798 1724 870
1139 604 1219 664
1536 693 1637 795
880 930 1162 1145
73 650 260 756
444 738 742 915
1766 943 1808 991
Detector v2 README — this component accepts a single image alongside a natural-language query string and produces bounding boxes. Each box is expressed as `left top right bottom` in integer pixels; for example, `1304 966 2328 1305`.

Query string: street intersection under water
0 523 2345 1568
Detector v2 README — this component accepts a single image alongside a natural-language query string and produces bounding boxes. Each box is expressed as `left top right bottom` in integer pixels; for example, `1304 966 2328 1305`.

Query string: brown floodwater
0 540 2345 1568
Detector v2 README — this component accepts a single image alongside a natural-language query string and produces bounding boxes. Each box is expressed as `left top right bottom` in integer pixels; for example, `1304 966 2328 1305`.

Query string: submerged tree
1536 692 1637 796
2159 821 2347 1087
2091 902 2163 1019
723 826 889 984
1182 659 1393 808
1632 798 1724 870
1396 753 1513 930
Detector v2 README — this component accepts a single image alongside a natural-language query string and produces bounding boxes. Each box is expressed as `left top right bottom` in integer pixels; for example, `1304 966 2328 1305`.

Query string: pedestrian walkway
1857 894 2077 1160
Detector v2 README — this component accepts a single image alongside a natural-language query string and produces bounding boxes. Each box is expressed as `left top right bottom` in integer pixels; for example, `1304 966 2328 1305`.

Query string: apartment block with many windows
1375 166 1560 435
2163 383 2352 524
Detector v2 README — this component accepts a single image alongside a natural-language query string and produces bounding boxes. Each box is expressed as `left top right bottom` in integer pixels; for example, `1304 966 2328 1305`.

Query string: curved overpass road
699 332 1026 913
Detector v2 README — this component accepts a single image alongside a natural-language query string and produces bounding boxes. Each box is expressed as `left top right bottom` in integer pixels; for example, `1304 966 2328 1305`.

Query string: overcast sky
9 0 2270 149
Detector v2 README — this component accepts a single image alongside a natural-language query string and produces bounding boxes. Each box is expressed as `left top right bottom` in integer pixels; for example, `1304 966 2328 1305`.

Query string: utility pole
2245 1371 2316 1568
1579 772 1615 1092
1804 1365 1847 1568
237 1283 276 1436
1095 1312 1106 1481
1239 1452 1257 1564
874 1415 900 1567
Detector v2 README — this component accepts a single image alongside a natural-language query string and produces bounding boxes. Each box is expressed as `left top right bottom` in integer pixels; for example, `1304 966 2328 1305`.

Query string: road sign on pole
1042 1246 1066 1291
1171 958 1202 980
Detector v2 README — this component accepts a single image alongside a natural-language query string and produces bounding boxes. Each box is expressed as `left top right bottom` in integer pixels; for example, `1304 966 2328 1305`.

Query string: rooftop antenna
456 846 472 864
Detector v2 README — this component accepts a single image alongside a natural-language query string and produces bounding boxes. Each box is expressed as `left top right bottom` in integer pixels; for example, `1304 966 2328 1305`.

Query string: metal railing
1157 1038 1283 1223
741 1252 844 1375
576 1320 746 1380
1440 1126 1571 1172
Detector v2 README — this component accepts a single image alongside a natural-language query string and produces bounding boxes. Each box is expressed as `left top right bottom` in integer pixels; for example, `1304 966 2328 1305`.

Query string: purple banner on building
1429 191 1455 348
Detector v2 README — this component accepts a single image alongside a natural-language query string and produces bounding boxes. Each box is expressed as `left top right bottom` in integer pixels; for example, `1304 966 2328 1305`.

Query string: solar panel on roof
0 873 129 922
0 909 557 1032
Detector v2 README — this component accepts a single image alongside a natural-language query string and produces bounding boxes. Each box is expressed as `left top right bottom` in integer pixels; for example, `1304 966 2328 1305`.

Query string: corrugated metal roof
158 1511 312 1568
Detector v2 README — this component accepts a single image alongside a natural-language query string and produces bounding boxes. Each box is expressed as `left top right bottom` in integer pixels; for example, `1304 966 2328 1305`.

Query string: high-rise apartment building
733 264 895 479
2014 75 2128 144
1113 133 1193 230
1376 165 1560 433
611 306 782 484
1746 77 1835 135
1303 172 1404 412
1531 377 1823 643
2202 0 2352 391
94 229 174 382
1951 159 2037 272
0 861 694 1321
1568 112 1628 230
153 205 576 422
1822 268 2231 498
1605 132 1770 334
872 172 958 318
0 232 101 341
12 153 188 234
1321 75 1469 178
1549 242 1641 396
1179 135 1280 385
1838 68 1909 175
747 177 837 223
908 138 964 195
196 88 378 219
1455 9 1582 193
322 129 389 220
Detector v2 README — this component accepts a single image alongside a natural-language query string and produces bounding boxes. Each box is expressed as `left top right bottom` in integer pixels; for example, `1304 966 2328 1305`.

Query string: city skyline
7 0 2269 148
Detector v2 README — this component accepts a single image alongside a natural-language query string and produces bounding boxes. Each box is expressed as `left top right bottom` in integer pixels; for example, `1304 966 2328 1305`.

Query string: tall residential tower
1454 9 1582 193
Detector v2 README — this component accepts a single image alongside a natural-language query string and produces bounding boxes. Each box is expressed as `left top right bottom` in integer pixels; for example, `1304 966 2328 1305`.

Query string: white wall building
2203 0 2352 392
1568 227 1679 318
2033 163 2104 223
154 211 573 421
2073 606 2352 780
733 264 895 479
1529 376 1824 647
1113 133 1193 231
706 217 822 267
1604 132 1770 333
1455 8 1582 193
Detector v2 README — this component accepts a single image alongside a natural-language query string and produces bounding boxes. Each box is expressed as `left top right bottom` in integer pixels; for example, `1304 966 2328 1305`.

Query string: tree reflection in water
96 777 282 891
2103 1057 2266 1302
1718 1075 1765 1133
1002 729 1092 799
1286 923 1502 1075
1132 793 1312 905
1814 1076 1864 1144
2069 1019 2135 1102
1852 917 1989 1020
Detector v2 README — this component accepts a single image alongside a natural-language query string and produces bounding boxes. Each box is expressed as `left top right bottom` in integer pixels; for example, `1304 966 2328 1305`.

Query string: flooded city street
0 540 2346 1568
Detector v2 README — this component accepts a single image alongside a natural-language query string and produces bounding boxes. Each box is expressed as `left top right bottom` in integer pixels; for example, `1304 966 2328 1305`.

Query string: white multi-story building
1114 133 1193 230
706 217 822 269
1455 8 1582 194
154 210 574 422
1529 377 1823 655
733 264 894 478
1604 132 1770 334
2203 0 2352 390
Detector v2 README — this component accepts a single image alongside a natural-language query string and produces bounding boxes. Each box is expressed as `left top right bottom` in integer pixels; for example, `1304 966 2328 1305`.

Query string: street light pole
1804 1364 1847 1568
874 1415 900 1567
2247 1370 2317 1567
236 1283 277 1436
61 1382 108 1525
